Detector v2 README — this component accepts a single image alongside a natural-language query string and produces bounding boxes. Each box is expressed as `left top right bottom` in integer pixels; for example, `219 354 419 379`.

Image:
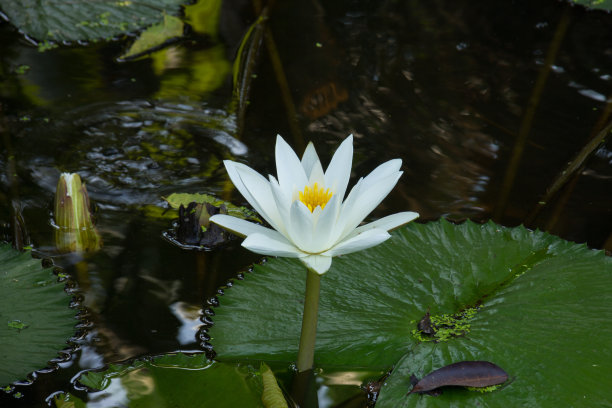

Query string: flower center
298 182 332 212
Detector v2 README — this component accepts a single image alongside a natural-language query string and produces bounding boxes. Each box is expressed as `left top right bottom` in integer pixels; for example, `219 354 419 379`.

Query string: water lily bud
54 173 101 253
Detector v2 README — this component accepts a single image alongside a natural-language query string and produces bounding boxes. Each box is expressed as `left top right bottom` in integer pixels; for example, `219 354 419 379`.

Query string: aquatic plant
210 135 418 371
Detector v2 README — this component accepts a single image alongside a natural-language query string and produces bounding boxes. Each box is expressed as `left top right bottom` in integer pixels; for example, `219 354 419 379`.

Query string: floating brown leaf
408 361 508 394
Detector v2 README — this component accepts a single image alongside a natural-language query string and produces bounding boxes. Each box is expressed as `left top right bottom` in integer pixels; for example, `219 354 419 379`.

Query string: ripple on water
22 100 248 206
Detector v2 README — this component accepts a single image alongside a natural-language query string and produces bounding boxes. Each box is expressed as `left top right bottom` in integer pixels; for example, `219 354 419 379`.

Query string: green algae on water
411 306 479 343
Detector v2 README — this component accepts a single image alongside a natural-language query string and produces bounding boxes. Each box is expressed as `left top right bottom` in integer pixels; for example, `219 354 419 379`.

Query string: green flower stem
296 267 321 372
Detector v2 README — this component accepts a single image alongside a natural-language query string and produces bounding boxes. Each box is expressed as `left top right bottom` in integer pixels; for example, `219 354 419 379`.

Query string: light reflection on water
23 100 243 206
0 0 611 406
169 301 202 346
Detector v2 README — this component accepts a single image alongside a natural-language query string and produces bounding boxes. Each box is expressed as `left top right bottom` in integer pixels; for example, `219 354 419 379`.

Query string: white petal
324 135 353 200
324 228 391 257
286 200 314 251
301 142 319 173
359 158 402 192
275 135 308 196
224 160 262 206
268 175 291 236
300 254 332 275
210 214 272 238
224 160 282 231
326 176 363 244
233 163 285 231
338 163 403 239
347 211 419 238
242 231 304 258
301 142 324 184
310 193 341 252
308 162 325 186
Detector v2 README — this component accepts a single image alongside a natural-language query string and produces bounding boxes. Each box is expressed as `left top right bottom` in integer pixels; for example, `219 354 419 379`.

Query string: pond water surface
1 0 611 406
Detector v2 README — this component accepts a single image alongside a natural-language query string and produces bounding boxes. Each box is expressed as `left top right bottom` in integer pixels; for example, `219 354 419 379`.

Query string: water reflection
1 0 612 406
86 377 130 408
22 100 242 207
169 301 202 346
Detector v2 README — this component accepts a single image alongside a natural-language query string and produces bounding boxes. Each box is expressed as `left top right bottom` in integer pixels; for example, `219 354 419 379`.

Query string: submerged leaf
164 193 261 223
261 363 289 408
175 202 228 247
68 353 266 407
408 361 508 394
164 193 262 249
120 13 184 60
570 0 612 11
184 0 223 37
54 393 86 408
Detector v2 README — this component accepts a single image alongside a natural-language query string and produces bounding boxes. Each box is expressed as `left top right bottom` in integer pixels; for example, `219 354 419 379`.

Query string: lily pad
58 353 267 407
0 0 186 43
207 220 612 405
0 244 76 387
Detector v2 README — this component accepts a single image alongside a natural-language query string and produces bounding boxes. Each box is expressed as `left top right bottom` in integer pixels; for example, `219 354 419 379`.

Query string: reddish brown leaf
408 361 508 394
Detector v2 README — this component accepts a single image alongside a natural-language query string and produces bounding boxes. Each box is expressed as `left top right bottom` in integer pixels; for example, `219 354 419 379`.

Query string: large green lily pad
0 244 76 387
57 353 267 407
0 0 186 43
207 220 612 405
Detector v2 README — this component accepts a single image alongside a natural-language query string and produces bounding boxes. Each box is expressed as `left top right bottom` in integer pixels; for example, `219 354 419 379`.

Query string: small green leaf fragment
14 65 30 75
7 320 29 330
38 41 58 52
466 384 503 393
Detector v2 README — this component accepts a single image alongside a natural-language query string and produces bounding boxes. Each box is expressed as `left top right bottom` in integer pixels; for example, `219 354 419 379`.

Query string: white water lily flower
210 135 419 275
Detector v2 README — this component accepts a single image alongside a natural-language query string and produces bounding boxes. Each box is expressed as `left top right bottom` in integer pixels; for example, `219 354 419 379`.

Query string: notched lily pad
408 361 508 395
207 220 612 407
0 244 78 389
0 0 187 43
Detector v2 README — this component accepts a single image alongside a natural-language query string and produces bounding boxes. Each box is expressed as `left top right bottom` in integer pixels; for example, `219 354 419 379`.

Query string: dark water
0 0 611 406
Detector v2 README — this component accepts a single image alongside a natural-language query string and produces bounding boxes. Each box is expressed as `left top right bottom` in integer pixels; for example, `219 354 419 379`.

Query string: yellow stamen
298 182 332 212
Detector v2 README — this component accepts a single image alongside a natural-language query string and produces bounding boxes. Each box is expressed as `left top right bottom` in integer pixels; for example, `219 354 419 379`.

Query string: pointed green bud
54 173 101 253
